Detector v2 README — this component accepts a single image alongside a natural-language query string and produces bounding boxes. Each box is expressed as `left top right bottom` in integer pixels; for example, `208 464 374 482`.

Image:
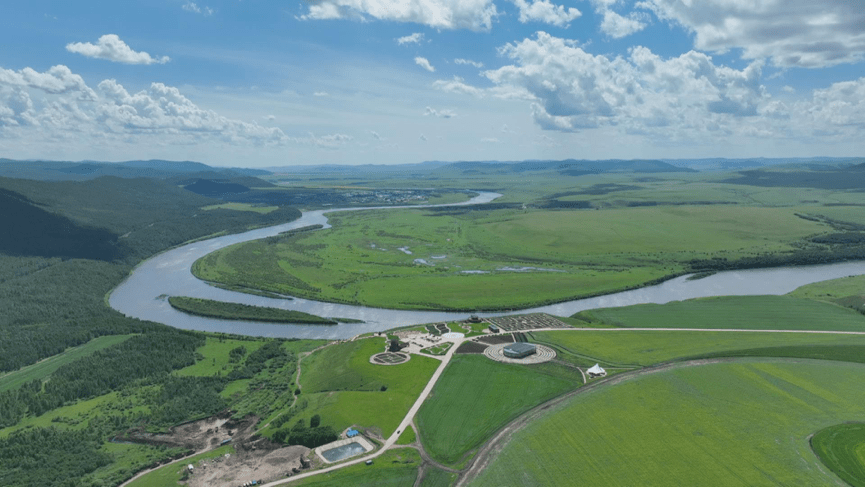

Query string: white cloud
370 130 385 140
0 65 96 100
419 133 428 141
300 0 498 31
313 91 329 97
424 106 457 118
183 2 214 15
396 33 424 45
641 0 865 68
432 76 484 96
455 58 484 68
95 80 285 143
511 0 581 27
66 34 170 65
599 8 647 38
482 32 768 134
480 137 500 142
415 57 436 72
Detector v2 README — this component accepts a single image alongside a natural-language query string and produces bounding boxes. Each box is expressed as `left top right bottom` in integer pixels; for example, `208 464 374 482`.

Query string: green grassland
126 444 235 487
173 337 266 377
268 338 439 439
193 203 829 311
469 360 865 487
0 334 133 393
532 329 865 367
280 448 421 487
416 355 581 467
811 423 865 487
584 295 865 331
168 296 338 324
791 275 865 302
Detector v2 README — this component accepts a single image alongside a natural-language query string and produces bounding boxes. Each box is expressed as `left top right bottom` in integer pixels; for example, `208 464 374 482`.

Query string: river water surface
109 192 865 339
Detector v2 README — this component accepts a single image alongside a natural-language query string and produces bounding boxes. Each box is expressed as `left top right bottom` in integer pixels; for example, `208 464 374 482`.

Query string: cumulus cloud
183 2 214 15
599 8 647 38
424 106 457 118
455 58 484 68
0 65 96 100
95 80 285 143
415 57 436 72
640 0 865 68
313 91 329 97
397 33 424 45
511 0 581 27
480 137 500 143
66 34 170 65
300 0 498 31
370 130 384 140
481 32 767 134
419 134 428 141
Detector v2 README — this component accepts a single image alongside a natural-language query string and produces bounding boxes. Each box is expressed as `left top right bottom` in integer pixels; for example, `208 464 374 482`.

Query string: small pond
321 442 366 462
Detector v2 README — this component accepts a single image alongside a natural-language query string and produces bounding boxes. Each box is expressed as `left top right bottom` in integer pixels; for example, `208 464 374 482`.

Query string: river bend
109 193 865 339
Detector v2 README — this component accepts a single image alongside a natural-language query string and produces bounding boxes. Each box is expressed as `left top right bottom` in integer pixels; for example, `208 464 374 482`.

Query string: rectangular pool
321 441 366 462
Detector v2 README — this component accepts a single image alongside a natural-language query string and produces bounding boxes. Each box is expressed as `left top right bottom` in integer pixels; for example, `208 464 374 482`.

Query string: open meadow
192 202 831 311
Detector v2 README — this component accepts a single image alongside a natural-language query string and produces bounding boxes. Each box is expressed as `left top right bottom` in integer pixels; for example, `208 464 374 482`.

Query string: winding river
109 192 865 339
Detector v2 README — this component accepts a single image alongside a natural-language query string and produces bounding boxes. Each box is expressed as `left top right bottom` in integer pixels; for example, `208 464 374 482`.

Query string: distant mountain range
2 157 863 183
0 159 271 181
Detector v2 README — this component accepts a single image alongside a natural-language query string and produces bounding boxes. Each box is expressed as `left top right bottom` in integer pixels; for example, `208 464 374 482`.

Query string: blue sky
0 0 863 167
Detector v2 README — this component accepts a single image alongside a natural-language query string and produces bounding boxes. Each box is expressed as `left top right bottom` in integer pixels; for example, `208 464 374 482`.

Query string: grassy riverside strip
811 423 865 487
168 296 338 324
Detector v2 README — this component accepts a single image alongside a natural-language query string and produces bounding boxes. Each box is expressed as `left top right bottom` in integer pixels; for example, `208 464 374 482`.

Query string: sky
0 1 863 167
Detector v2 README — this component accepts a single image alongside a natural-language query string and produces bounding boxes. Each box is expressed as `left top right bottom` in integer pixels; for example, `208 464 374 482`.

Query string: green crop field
282 338 439 438
469 360 865 487
584 295 865 331
191 199 831 311
202 202 280 214
279 448 421 487
420 466 458 487
416 355 581 467
126 445 235 487
811 423 865 487
0 334 133 393
532 329 865 367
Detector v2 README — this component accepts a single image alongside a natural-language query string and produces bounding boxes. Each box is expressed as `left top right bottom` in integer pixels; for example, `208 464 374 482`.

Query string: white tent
587 364 606 377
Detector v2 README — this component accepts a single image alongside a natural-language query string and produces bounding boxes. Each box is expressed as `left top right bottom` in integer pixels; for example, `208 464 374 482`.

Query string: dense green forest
0 174 304 486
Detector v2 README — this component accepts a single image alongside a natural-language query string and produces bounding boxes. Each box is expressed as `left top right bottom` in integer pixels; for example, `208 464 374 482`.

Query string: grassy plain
0 334 133 392
532 330 865 367
279 448 421 487
791 275 865 302
279 338 438 438
416 355 581 466
168 296 337 324
193 202 828 310
469 360 865 487
584 295 865 331
811 423 865 487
